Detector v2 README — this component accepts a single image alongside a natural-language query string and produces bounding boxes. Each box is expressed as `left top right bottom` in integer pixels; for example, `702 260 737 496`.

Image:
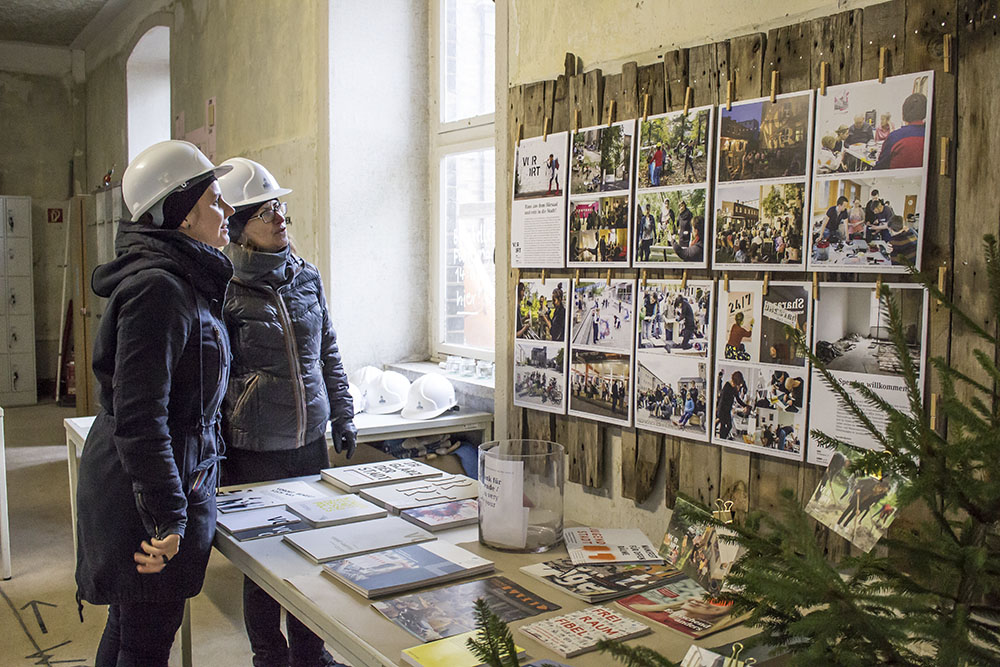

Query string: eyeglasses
249 201 287 224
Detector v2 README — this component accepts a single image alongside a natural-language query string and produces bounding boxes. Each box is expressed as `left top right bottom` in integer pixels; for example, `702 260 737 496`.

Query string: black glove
331 420 358 459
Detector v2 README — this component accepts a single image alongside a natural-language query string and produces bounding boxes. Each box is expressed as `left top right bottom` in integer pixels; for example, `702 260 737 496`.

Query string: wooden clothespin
876 273 883 297
573 108 580 133
937 264 947 305
930 393 939 431
820 61 829 96
726 78 734 111
515 268 521 284
642 93 650 122
541 269 547 286
770 70 779 103
713 499 735 523
681 269 689 290
605 269 612 286
723 271 730 292
542 117 551 142
762 271 770 296
515 122 523 149
878 47 887 83
606 100 616 127
641 269 648 287
939 137 950 176
812 272 820 300
683 86 692 115
574 269 580 283
943 34 953 73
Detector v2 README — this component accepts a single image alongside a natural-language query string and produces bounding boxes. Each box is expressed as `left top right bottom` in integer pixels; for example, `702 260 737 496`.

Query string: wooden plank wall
505 0 993 523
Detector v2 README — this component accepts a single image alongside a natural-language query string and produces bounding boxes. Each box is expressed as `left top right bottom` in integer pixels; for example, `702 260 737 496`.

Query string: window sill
386 360 494 414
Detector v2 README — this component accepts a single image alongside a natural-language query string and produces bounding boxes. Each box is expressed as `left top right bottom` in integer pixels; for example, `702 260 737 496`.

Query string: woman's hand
134 534 181 574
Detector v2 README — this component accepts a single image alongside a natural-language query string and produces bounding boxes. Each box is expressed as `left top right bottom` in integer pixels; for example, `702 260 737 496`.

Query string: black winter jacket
222 245 353 452
75 226 233 604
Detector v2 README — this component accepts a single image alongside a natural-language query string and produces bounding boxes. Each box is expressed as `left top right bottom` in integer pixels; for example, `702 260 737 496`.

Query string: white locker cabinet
0 196 35 406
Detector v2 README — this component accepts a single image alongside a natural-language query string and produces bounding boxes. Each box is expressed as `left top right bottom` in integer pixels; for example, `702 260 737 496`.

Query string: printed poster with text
807 283 928 465
712 91 814 271
514 278 569 415
712 280 811 460
808 72 933 273
511 132 569 268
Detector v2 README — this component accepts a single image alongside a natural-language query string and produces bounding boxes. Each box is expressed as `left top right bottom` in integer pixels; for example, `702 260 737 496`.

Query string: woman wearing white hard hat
74 140 235 666
217 157 355 667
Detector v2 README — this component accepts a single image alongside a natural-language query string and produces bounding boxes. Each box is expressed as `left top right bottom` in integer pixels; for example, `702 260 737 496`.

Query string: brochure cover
400 630 525 667
519 558 686 602
517 605 651 658
320 459 444 492
286 494 387 528
661 498 743 596
372 575 560 642
216 480 327 513
323 541 495 599
400 499 479 531
564 527 663 565
360 474 479 514
281 516 433 564
681 644 752 666
216 507 310 541
615 575 746 639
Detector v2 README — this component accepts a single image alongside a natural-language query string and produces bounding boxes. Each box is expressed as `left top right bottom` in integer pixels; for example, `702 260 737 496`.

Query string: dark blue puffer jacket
75 224 232 604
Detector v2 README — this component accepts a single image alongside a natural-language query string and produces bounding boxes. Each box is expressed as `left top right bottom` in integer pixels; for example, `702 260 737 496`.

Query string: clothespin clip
820 61 829 96
930 393 939 431
876 273 883 297
574 269 580 283
937 264 947 305
606 269 612 286
683 86 692 115
713 499 734 523
770 70 779 103
681 269 689 290
541 269 547 286
515 268 521 285
812 272 820 300
943 34 953 73
574 108 580 133
515 122 523 148
940 137 950 176
762 271 770 296
641 269 648 287
543 117 551 142
731 643 745 663
726 78 734 111
606 100 616 127
723 271 730 291
879 47 887 83
642 93 650 122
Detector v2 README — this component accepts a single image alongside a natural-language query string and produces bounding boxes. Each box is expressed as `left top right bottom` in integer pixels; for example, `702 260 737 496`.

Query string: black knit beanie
161 174 217 229
227 204 261 243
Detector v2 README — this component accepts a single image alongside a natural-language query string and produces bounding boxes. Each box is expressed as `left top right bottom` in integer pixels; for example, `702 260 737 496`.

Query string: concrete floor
0 401 343 667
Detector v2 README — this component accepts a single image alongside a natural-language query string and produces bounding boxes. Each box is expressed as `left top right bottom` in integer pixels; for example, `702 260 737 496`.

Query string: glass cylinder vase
478 440 565 553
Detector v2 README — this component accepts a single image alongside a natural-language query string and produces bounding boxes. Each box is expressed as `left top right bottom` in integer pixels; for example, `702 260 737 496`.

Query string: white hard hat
122 140 232 224
217 157 293 210
401 374 458 420
348 382 366 414
364 370 411 415
349 366 384 399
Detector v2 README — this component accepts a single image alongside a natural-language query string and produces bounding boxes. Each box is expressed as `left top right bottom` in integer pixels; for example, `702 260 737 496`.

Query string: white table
0 407 10 579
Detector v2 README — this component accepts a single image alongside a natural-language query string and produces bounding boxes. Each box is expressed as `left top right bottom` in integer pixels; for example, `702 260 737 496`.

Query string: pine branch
596 639 679 667
466 598 521 667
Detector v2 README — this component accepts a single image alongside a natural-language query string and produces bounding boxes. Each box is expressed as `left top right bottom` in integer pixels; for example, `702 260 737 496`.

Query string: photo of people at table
713 181 806 269
635 354 709 440
634 187 707 266
570 279 635 353
514 340 567 414
717 92 812 182
713 363 806 459
568 195 630 266
809 172 922 271
637 280 712 356
516 279 568 343
571 121 635 194
637 107 712 188
814 71 932 175
569 350 632 425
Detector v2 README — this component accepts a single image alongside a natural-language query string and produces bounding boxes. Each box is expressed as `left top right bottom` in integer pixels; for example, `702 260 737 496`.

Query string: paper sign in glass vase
478 440 565 553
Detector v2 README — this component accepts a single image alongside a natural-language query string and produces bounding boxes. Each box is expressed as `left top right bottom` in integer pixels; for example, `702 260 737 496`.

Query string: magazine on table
517 605 651 658
563 527 663 565
216 480 327 513
320 458 444 492
400 499 479 531
519 558 686 602
661 497 743 596
400 629 526 667
216 507 310 541
286 494 387 528
616 574 747 639
281 516 433 564
360 474 479 514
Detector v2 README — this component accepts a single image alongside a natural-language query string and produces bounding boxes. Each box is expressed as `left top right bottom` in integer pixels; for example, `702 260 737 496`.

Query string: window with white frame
431 0 496 360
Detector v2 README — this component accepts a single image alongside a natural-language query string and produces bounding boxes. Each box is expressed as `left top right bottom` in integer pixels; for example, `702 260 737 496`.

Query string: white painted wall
126 26 170 162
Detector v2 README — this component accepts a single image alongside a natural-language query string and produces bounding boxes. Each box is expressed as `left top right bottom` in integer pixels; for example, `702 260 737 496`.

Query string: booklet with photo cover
517 605 651 658
216 507 311 541
615 575 747 639
216 480 327 513
661 497 743 596
286 494 387 528
360 474 479 514
400 499 479 531
320 459 444 493
281 516 433 564
563 527 663 566
372 575 560 642
400 630 525 667
323 540 494 599
519 558 686 602
805 443 902 553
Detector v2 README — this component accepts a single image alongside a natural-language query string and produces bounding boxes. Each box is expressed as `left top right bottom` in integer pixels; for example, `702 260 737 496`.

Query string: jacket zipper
272 287 307 447
212 324 225 387
232 374 260 419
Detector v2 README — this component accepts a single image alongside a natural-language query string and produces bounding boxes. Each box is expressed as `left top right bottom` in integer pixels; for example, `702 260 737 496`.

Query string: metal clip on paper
713 499 735 524
731 642 756 664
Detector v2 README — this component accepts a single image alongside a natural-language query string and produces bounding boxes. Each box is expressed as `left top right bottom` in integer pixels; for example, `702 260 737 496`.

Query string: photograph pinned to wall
717 92 813 183
713 180 807 270
634 187 708 267
569 349 632 427
567 195 631 266
807 172 924 273
712 280 811 460
511 132 570 268
570 121 635 195
569 279 636 353
634 279 714 441
807 283 927 466
515 278 569 343
514 340 567 415
637 106 713 188
805 444 903 553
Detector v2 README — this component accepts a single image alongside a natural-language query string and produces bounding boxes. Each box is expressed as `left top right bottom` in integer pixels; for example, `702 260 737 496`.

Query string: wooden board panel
749 456 802 515
620 62 640 120
635 431 663 503
580 420 603 487
763 22 812 92
637 62 666 117
621 428 639 499
678 440 721 507
663 48 689 111
603 73 622 124
687 43 720 107
554 412 578 478
720 449 751 517
525 409 553 441
663 438 681 508
729 33 765 103
553 73 571 132
810 10 862 88
580 69 604 128
522 81 550 136
861 0 906 80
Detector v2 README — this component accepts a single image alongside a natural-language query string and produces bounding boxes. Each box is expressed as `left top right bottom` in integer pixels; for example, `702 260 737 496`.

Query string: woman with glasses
217 158 355 667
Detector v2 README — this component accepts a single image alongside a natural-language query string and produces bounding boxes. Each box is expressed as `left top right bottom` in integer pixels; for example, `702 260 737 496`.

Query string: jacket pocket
231 374 260 421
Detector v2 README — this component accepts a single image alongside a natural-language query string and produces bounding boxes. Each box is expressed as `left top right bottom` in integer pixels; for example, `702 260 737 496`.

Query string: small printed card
518 605 650 658
564 527 663 565
216 480 327 513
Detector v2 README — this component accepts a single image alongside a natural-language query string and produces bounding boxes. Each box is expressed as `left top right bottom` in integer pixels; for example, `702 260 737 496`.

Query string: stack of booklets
372 575 559 642
400 630 525 667
400 499 478 531
286 494 387 528
320 459 443 492
360 474 479 514
216 507 310 541
322 541 494 598
563 527 663 565
517 606 651 658
282 516 433 563
216 480 327 513
519 558 687 602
